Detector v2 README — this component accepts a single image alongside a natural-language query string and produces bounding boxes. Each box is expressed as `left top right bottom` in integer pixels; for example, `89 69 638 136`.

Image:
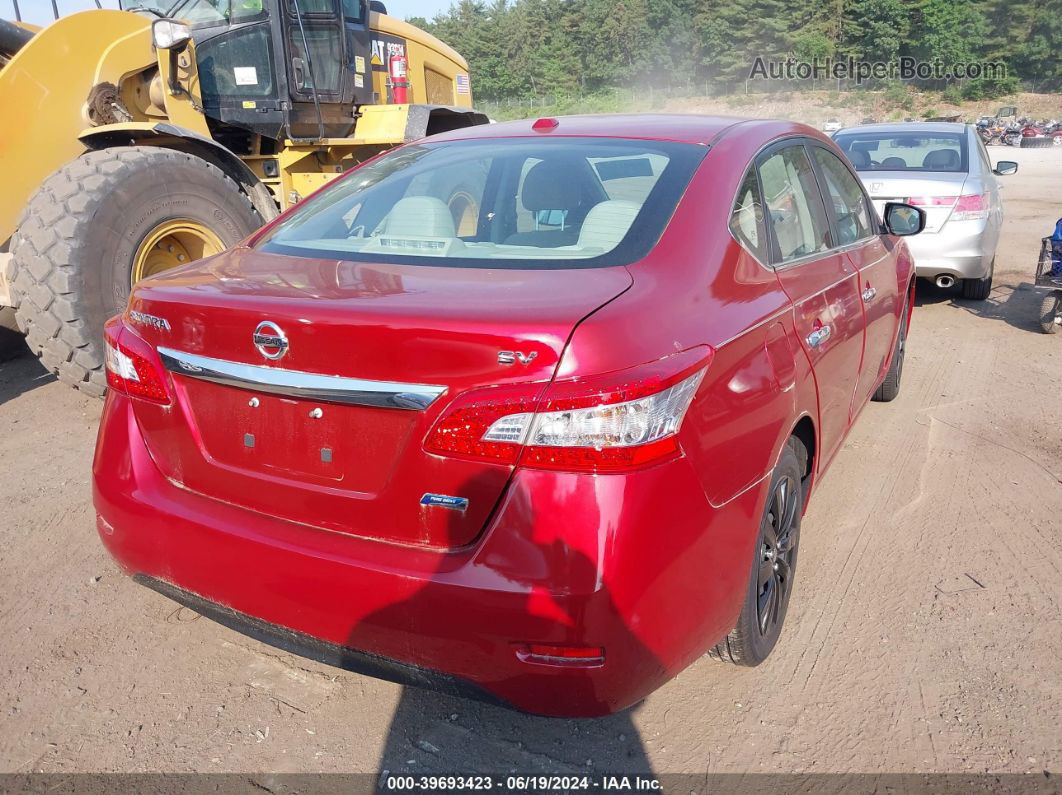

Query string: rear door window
757 144 832 265
810 146 873 246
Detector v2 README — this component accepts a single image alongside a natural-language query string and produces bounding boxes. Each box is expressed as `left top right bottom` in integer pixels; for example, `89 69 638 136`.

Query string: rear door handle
806 325 832 348
862 286 877 302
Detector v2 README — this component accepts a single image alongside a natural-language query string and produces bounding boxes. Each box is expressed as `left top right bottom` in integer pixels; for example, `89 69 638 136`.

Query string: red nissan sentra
93 115 924 717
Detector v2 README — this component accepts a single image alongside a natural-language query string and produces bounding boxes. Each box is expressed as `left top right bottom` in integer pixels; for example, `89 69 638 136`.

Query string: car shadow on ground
914 278 1047 335
375 688 653 778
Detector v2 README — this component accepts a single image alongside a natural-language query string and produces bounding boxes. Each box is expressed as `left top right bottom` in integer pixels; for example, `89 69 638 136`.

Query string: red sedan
93 115 923 717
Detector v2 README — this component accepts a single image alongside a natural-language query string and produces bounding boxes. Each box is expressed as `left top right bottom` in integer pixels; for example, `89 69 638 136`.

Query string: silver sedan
833 122 1017 300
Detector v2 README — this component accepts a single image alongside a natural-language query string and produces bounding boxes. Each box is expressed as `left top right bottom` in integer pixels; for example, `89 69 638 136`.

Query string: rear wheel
1040 292 1061 334
961 259 994 301
9 147 263 396
708 439 804 667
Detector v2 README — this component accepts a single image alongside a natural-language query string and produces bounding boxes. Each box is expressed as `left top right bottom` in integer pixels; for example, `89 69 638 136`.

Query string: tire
873 298 908 402
708 439 804 667
1040 292 1061 335
8 147 263 396
961 259 994 301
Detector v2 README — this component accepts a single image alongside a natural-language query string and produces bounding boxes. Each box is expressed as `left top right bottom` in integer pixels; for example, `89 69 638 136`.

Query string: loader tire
8 147 263 397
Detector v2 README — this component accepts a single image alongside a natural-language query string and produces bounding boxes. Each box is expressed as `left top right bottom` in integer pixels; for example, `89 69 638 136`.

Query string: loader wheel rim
132 220 224 284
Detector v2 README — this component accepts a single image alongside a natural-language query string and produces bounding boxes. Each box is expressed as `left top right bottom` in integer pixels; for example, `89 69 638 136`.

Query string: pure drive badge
420 493 469 512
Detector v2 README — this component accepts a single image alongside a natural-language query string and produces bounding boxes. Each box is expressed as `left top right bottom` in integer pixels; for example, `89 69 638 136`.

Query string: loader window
197 24 276 102
290 27 342 94
257 137 707 270
168 0 265 25
121 0 177 14
341 0 365 21
289 0 337 15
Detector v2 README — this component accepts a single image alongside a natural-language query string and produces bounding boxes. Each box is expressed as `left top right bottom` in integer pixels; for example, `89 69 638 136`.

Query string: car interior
836 134 968 173
267 146 672 261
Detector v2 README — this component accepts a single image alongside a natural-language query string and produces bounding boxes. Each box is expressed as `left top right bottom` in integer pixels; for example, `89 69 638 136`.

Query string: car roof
425 113 823 147
836 122 970 135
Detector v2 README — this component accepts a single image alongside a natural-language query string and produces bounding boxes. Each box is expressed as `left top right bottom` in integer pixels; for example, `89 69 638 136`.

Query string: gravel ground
0 146 1060 781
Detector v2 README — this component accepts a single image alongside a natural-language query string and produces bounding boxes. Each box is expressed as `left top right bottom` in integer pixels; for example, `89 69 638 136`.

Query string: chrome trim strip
157 347 447 410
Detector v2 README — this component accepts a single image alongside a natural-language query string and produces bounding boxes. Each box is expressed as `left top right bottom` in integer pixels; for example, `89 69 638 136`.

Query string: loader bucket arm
0 10 154 247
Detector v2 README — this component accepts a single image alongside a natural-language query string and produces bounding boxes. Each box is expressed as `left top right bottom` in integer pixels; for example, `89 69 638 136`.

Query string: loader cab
124 0 382 141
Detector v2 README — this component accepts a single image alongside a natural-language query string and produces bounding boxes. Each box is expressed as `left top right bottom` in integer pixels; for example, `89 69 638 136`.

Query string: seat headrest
922 149 961 170
522 160 583 211
576 200 641 251
382 196 456 239
881 156 907 169
847 149 871 168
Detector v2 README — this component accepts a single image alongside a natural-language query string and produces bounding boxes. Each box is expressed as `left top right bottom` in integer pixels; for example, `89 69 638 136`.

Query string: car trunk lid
125 248 633 549
859 172 968 233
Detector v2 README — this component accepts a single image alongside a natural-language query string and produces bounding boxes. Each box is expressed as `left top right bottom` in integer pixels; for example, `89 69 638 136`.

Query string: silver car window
834 131 968 173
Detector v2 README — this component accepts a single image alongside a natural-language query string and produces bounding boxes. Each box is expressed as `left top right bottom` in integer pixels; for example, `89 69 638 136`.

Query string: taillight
103 317 171 404
425 349 710 473
906 193 988 222
950 192 989 221
905 196 958 207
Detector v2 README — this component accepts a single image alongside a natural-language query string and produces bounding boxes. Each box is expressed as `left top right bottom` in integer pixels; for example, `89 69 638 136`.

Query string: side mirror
369 0 388 13
883 202 925 237
993 160 1018 176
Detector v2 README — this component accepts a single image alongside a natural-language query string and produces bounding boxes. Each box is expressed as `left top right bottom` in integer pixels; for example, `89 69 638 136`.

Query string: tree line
410 0 1062 102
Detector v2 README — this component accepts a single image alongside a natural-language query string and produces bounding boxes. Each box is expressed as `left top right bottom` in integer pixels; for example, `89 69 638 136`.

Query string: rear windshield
257 137 706 269
833 131 968 173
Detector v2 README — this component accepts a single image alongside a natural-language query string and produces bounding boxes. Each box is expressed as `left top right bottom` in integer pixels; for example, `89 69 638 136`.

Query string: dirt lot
662 91 1062 133
1 145 1060 781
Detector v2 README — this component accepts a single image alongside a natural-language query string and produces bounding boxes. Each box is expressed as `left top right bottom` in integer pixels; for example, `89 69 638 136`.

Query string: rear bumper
93 393 765 717
906 220 993 280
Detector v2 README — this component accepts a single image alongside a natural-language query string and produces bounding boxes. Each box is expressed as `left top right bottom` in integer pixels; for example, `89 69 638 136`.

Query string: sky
11 0 452 24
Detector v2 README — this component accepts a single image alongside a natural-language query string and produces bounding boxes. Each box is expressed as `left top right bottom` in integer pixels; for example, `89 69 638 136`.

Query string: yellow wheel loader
0 2 485 395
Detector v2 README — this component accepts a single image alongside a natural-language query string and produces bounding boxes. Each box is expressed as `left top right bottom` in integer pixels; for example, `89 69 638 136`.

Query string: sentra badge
129 310 171 332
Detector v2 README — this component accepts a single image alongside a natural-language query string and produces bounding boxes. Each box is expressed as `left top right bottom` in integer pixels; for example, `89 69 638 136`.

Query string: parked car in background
833 122 1017 300
822 119 843 133
93 114 923 717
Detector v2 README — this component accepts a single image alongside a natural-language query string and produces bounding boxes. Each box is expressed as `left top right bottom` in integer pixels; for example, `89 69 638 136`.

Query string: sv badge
498 350 537 366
